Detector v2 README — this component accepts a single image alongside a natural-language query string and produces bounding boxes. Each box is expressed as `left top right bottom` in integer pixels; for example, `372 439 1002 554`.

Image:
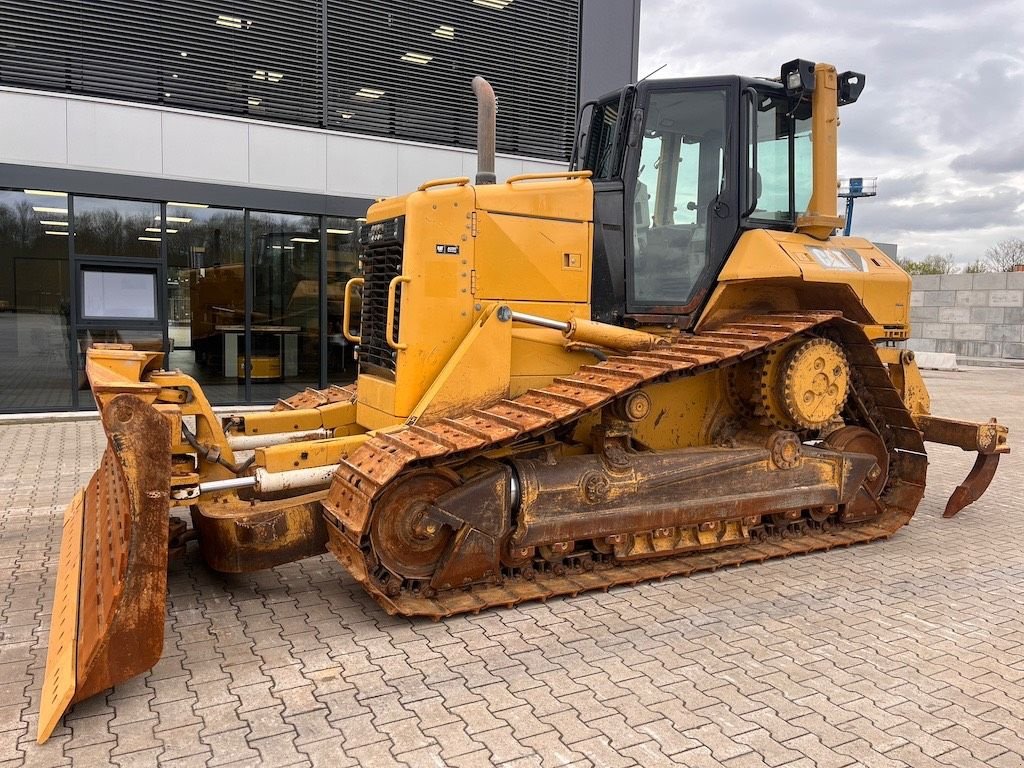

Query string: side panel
380 184 478 418
702 229 911 334
474 212 591 303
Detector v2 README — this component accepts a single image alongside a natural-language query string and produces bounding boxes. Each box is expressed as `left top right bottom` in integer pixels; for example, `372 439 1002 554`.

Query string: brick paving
2 367 1023 767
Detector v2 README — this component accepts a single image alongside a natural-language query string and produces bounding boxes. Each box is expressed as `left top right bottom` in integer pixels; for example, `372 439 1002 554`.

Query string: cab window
631 88 727 306
749 93 812 221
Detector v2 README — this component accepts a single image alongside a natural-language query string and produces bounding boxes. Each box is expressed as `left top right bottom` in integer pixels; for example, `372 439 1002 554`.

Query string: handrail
505 170 593 184
417 176 471 191
385 276 412 351
342 277 364 343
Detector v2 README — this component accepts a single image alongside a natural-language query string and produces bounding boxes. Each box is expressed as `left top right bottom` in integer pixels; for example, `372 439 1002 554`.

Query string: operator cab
573 59 863 328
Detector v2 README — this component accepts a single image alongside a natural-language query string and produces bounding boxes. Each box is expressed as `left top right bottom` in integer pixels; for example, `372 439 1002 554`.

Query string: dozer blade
37 394 171 743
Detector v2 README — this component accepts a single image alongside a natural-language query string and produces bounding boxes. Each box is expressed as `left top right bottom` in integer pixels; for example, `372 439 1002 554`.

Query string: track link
320 312 928 618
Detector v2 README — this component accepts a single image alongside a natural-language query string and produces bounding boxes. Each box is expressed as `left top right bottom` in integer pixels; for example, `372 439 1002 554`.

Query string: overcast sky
637 0 1024 264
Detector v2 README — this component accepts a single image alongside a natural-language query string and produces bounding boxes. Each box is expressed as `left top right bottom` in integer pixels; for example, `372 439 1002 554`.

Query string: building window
249 211 322 402
325 217 362 381
0 189 73 410
0 188 370 412
166 204 246 405
73 197 162 258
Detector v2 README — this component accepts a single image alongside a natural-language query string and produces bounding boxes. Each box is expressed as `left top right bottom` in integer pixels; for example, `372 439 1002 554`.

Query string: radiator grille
358 238 403 378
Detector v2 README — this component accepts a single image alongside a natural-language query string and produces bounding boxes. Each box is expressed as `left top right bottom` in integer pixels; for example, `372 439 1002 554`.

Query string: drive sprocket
761 337 850 430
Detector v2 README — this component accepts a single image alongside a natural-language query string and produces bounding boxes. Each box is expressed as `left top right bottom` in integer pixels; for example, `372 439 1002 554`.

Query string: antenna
638 63 667 82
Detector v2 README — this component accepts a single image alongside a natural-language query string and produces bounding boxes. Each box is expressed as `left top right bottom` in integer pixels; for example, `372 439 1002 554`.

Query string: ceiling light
168 202 209 208
290 237 319 243
248 98 261 106
33 206 67 214
268 71 282 82
172 74 178 79
432 24 455 39
138 236 162 242
355 87 385 99
216 14 242 28
25 189 67 197
146 227 178 234
44 230 69 236
39 220 68 226
337 111 353 119
356 217 366 222
180 51 188 57
473 0 512 7
326 228 353 235
283 245 294 250
401 52 433 64
271 245 283 249
155 215 192 223
164 92 171 97
252 70 281 82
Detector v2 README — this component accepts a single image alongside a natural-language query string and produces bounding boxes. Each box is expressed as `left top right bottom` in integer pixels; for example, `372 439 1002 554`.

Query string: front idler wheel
369 470 460 580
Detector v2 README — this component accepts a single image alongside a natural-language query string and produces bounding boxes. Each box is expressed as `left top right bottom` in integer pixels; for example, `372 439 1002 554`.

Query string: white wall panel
396 144 466 194
249 124 327 193
326 135 399 199
162 111 249 185
67 101 162 175
0 92 68 166
0 90 565 200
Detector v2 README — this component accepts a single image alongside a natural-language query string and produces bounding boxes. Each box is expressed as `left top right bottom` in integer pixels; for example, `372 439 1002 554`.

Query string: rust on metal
914 414 1009 518
322 312 931 620
191 490 329 572
943 453 1002 518
916 414 1009 454
37 394 172 742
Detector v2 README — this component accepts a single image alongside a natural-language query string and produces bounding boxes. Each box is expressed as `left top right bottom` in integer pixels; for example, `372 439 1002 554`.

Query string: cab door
624 83 739 323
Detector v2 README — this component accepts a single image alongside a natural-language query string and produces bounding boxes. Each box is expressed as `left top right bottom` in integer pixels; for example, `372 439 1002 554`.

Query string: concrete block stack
909 272 1024 364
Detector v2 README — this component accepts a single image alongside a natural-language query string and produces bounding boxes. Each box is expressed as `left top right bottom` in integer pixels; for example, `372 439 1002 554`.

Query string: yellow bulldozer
36 60 1009 742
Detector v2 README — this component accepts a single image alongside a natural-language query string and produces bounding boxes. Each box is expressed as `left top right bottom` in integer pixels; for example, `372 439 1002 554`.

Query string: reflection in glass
73 197 162 258
0 189 73 410
249 211 321 401
325 217 361 384
165 205 245 404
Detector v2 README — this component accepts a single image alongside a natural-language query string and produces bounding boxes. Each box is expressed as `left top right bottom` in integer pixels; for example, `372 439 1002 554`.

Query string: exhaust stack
472 76 496 185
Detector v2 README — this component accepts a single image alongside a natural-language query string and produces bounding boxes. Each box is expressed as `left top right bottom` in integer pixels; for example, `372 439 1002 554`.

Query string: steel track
298 312 927 618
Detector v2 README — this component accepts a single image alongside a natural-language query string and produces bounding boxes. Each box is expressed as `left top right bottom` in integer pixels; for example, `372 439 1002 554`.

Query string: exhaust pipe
472 76 496 185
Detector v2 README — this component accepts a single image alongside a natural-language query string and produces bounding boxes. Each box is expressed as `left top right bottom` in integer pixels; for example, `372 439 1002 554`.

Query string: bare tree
964 260 990 273
896 253 957 275
984 238 1024 272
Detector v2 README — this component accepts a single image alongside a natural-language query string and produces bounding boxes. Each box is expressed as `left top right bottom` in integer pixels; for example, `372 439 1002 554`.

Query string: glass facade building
0 0 641 413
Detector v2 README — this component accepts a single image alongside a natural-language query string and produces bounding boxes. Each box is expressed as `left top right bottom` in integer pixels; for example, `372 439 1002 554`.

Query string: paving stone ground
2 367 1023 768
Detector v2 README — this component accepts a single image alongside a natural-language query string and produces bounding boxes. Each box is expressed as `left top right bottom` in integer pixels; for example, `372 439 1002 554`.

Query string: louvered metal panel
0 0 579 160
325 0 580 159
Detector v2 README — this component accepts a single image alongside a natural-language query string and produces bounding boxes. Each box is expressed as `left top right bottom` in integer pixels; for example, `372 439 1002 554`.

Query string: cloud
638 0 1024 262
951 140 1024 175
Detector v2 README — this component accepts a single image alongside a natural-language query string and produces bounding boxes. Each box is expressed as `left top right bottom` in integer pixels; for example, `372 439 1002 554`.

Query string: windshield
748 91 811 222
